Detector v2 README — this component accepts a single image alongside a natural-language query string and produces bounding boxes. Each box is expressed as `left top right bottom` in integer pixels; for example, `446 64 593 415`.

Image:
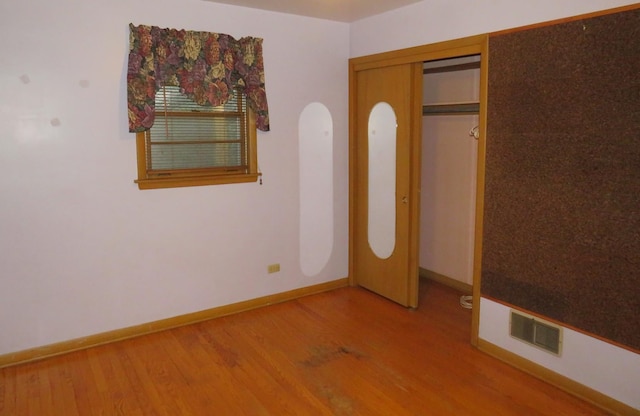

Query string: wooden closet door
352 63 422 308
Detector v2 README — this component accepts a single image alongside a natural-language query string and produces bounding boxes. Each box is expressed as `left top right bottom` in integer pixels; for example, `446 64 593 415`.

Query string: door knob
402 196 408 204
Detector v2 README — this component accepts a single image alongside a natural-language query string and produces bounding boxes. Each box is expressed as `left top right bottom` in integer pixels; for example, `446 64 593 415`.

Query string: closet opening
419 55 481 309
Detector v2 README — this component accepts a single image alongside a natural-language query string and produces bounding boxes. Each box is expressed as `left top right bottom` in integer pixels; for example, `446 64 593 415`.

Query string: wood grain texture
0 281 614 415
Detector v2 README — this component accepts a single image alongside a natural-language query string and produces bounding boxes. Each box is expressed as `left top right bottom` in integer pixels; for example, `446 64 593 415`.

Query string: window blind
146 86 248 173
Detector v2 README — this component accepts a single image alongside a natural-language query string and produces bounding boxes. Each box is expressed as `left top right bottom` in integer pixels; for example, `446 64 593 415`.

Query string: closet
419 55 480 292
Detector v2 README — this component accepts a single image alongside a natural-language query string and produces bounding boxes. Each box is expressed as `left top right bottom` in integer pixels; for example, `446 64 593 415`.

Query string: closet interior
419 55 480 294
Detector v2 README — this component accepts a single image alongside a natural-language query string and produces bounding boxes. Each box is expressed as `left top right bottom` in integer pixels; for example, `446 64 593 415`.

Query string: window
127 24 269 190
135 86 258 189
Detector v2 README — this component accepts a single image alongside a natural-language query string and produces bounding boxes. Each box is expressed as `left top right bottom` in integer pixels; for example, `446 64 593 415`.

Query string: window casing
135 86 258 189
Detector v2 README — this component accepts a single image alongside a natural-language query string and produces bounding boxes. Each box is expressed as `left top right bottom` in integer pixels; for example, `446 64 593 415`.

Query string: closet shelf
422 102 479 116
422 60 480 74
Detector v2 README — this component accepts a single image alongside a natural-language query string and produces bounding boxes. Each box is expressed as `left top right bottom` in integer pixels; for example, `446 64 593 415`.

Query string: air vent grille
510 311 562 355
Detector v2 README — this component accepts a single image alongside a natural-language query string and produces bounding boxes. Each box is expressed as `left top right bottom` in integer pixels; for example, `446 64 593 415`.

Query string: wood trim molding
419 268 472 294
471 34 489 348
407 61 424 309
350 34 487 71
0 278 349 369
489 3 640 37
477 339 640 416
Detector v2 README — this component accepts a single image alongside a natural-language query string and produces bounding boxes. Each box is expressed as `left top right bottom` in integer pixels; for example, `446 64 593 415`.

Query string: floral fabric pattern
127 24 270 132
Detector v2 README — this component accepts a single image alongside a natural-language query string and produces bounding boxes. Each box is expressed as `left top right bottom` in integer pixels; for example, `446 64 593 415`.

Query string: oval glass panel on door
368 102 397 260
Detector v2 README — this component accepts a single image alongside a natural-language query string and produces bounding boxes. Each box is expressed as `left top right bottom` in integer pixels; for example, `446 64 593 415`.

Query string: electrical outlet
267 263 280 273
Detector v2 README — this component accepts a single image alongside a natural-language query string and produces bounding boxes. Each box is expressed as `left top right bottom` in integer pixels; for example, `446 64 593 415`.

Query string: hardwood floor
0 280 612 415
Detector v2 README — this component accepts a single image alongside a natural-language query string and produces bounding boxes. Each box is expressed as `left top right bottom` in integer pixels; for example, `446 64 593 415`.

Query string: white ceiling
202 0 423 22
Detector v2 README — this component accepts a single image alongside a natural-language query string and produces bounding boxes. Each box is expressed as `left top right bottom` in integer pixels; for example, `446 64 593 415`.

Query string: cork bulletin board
482 6 640 351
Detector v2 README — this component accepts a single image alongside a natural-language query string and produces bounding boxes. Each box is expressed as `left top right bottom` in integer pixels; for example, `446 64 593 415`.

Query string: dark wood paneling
483 7 640 350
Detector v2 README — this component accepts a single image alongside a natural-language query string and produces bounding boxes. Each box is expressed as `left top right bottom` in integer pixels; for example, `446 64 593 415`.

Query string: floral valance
127 23 270 132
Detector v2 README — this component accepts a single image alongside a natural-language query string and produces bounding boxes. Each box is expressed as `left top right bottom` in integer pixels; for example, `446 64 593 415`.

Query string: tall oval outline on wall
368 102 397 259
299 102 334 276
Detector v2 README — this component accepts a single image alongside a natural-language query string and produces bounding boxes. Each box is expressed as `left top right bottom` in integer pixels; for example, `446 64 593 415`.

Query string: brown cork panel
483 7 640 351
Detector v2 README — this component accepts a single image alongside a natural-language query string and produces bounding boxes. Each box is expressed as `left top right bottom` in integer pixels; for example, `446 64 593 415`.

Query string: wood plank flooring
0 280 612 415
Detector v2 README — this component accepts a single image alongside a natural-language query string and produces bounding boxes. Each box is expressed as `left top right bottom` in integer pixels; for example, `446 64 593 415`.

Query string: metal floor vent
510 310 562 355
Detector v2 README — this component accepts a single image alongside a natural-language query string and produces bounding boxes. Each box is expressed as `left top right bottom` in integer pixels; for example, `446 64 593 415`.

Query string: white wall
480 299 640 409
352 0 640 409
0 0 349 355
350 0 639 57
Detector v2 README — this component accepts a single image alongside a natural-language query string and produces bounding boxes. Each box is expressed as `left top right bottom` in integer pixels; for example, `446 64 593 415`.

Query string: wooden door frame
349 34 489 346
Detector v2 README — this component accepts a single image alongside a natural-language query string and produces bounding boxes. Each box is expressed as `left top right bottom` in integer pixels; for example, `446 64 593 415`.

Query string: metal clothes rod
422 102 479 116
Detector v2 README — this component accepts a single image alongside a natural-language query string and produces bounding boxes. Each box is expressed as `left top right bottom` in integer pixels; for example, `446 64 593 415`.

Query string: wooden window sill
135 173 259 190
